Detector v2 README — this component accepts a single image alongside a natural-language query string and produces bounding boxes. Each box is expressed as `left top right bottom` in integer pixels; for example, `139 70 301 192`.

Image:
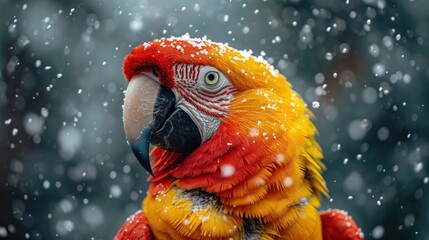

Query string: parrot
115 36 363 240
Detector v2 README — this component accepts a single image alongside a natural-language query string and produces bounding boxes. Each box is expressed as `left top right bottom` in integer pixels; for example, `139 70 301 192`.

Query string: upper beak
123 73 202 175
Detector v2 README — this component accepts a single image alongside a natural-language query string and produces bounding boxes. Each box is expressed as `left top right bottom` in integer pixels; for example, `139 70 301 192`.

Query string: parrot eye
204 71 220 86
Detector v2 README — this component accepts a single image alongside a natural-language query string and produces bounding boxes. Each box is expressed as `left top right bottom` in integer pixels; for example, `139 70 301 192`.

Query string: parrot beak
123 72 202 175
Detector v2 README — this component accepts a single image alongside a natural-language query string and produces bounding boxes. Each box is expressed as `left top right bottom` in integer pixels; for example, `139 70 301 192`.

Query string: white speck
242 26 250 34
35 60 42 68
347 195 353 200
41 108 49 118
4 119 12 125
43 180 50 189
221 164 235 178
223 15 229 22
57 73 63 78
276 153 285 163
81 205 104 227
283 176 293 188
373 63 385 76
103 101 108 107
348 119 370 140
343 158 349 164
58 126 82 160
343 171 363 194
312 101 320 109
78 89 82 94
181 6 186 11
368 44 380 57
403 73 412 84
110 185 122 198
414 163 423 173
249 128 259 137
130 19 143 31
255 177 266 186
377 127 389 141
183 218 190 225
423 177 428 184
362 87 378 104
56 219 74 235
0 226 7 237
12 128 18 136
44 66 52 70
377 200 381 206
325 52 333 61
22 4 28 10
102 61 106 66
356 154 363 161
24 113 44 136
372 226 384 239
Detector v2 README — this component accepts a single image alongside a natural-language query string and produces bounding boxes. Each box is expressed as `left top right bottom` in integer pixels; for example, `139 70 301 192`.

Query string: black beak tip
130 142 154 176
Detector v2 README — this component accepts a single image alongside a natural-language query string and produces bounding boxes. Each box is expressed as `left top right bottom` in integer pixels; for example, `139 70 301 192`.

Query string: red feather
114 210 152 240
321 209 363 240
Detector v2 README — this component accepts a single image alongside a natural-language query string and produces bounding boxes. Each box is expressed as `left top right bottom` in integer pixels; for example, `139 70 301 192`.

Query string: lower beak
123 73 201 175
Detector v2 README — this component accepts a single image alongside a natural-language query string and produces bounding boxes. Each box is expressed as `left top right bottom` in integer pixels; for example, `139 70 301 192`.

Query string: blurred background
1 0 428 239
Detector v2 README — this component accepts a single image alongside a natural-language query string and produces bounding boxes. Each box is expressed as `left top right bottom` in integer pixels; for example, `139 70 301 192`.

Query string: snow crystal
249 128 259 137
130 19 143 31
283 176 293 188
377 127 389 141
372 63 386 77
4 119 11 125
414 162 423 173
59 199 75 213
372 226 384 239
0 226 7 238
82 205 104 227
56 220 74 235
299 25 313 43
242 26 250 34
403 73 412 84
325 52 333 61
276 153 285 163
362 87 378 104
404 213 415 227
183 218 190 225
24 113 44 136
41 107 49 118
382 36 394 50
43 180 50 189
58 126 82 160
221 164 235 178
12 128 18 136
110 185 122 198
35 60 42 68
344 171 363 194
348 119 370 140
368 44 380 57
312 101 320 109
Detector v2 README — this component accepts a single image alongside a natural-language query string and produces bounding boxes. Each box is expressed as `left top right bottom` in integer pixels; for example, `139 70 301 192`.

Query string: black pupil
207 73 215 81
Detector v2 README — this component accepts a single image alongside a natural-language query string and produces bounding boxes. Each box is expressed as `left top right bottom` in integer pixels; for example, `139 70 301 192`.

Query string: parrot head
123 36 325 197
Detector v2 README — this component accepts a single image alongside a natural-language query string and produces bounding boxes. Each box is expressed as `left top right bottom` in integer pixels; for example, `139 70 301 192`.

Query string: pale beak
123 73 201 175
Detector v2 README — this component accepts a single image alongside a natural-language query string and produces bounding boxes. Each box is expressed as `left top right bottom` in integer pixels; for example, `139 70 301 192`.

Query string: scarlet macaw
115 36 363 240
